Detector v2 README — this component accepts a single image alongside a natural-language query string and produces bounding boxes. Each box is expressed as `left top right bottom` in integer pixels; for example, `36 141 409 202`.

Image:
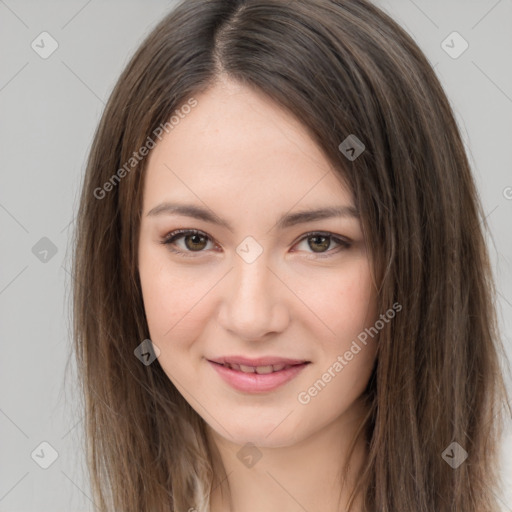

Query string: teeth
223 363 293 373
255 365 274 374
239 364 255 373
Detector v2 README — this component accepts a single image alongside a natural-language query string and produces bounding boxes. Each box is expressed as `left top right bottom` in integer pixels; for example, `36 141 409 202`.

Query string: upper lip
208 356 310 367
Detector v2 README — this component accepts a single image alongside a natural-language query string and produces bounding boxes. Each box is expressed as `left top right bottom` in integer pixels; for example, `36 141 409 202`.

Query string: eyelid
159 229 217 257
294 230 351 247
159 228 351 258
291 231 351 259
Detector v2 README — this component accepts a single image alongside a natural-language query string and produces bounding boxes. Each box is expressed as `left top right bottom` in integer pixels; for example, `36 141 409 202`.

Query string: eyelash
159 229 351 259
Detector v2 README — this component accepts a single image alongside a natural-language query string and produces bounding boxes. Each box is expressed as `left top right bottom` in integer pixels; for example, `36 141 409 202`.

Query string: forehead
143 80 353 212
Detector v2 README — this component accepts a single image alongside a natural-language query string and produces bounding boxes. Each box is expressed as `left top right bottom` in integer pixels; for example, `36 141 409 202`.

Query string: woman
72 0 510 510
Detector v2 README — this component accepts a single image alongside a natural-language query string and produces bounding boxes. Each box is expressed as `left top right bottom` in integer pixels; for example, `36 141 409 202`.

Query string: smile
217 362 295 374
208 360 310 393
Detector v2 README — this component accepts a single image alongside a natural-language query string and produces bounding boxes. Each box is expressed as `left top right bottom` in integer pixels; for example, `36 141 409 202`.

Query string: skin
138 77 378 512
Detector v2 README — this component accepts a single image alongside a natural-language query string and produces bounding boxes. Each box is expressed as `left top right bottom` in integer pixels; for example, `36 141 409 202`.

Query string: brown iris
183 233 208 251
308 235 330 252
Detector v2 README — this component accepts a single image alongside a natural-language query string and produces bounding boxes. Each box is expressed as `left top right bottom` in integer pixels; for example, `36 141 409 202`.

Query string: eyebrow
146 202 359 232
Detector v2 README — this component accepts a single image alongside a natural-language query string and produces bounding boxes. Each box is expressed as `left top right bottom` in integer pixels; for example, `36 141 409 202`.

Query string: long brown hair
72 0 510 510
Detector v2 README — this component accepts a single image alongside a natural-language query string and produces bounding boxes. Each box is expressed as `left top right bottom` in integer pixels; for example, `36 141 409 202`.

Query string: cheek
138 243 201 344
292 257 377 412
295 256 377 342
138 242 229 370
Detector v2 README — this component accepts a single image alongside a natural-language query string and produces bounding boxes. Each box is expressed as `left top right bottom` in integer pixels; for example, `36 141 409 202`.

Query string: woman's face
138 79 378 448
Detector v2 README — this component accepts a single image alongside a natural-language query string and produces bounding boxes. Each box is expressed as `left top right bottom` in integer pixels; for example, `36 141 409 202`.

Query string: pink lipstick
207 356 310 393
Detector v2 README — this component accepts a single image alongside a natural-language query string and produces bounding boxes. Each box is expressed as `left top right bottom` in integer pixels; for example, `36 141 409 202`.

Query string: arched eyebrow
146 202 359 233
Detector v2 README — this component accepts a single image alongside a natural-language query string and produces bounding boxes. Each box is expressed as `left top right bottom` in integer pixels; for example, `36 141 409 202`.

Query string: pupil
186 234 206 251
310 235 329 253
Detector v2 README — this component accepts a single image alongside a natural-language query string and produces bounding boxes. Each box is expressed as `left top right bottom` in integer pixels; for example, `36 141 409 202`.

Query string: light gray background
0 0 511 510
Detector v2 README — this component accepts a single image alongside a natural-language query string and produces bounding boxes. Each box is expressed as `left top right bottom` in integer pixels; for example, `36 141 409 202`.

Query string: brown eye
183 233 208 251
294 231 351 258
160 229 215 257
308 234 331 252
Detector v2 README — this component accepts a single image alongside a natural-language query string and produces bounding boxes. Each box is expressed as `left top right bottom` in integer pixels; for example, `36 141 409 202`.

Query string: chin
208 415 307 449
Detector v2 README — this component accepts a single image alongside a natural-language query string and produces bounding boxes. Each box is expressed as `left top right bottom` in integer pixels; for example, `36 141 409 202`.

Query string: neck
206 400 369 512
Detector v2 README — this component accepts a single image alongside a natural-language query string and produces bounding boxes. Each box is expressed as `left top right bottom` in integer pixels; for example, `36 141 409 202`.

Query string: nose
217 254 290 341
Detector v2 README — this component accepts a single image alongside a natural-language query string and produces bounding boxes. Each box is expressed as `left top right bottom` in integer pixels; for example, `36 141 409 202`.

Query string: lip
208 355 309 367
207 358 310 393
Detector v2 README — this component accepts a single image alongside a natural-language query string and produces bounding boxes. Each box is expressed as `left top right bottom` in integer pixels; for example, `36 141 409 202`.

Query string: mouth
207 357 311 393
209 361 306 374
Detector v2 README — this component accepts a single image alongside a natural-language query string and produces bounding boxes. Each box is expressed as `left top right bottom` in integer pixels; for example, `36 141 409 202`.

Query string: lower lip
208 361 309 393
